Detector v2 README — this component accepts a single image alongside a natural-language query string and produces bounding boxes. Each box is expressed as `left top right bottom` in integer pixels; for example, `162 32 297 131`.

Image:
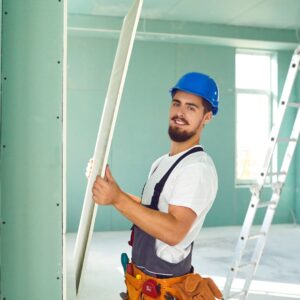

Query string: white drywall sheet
73 0 143 294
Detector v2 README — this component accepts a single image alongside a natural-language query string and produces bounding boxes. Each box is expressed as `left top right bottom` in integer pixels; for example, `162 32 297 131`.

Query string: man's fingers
92 178 107 203
93 176 106 190
105 165 114 182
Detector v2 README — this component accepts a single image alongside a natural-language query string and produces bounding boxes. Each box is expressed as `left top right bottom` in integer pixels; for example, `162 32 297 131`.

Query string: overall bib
132 146 203 278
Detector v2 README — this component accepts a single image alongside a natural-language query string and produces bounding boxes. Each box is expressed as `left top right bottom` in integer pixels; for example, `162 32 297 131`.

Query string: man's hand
92 165 123 205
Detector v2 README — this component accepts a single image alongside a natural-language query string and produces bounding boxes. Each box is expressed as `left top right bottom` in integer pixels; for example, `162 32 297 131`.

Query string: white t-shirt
141 145 218 263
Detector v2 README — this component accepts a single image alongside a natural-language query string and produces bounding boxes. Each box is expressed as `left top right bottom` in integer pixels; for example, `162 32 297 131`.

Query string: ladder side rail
223 113 299 298
223 45 300 299
247 47 300 290
242 191 281 297
257 48 300 188
238 99 300 297
222 111 299 299
223 193 261 298
278 107 300 184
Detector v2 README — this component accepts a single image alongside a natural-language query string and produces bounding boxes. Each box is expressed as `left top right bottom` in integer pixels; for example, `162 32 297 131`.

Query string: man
92 72 222 300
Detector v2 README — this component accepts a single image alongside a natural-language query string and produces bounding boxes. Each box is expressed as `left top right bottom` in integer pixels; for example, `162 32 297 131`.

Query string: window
235 51 277 184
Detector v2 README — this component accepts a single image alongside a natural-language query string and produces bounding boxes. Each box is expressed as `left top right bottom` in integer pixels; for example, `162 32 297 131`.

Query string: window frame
235 49 278 186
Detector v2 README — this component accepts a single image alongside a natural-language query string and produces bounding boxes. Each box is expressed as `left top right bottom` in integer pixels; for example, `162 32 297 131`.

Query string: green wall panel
294 57 300 223
0 0 2 297
67 37 117 232
1 1 65 300
276 51 298 224
68 14 299 50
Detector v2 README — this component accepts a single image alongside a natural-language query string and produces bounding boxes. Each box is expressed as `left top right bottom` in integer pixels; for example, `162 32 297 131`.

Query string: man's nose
176 110 185 118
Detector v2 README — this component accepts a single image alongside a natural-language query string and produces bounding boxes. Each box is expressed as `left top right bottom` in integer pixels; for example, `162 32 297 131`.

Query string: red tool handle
142 279 160 298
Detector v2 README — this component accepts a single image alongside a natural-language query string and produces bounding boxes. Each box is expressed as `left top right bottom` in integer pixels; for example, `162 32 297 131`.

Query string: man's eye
188 106 195 111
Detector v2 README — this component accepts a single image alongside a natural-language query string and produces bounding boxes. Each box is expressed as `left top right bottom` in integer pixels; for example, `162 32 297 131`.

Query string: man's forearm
91 167 196 245
126 193 142 203
114 192 187 246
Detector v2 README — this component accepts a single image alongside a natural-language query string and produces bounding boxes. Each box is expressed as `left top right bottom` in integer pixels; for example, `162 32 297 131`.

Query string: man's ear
204 111 213 125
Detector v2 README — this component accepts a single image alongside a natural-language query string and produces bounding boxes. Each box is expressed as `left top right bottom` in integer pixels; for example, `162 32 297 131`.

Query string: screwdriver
121 253 129 274
165 292 176 300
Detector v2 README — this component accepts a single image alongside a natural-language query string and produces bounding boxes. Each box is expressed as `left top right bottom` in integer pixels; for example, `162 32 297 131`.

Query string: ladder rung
257 201 276 208
267 171 286 176
228 290 247 299
287 102 300 108
277 137 297 143
248 232 266 240
236 261 256 270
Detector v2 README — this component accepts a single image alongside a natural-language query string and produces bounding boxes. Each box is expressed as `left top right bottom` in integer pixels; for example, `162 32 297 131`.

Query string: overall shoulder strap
149 146 203 210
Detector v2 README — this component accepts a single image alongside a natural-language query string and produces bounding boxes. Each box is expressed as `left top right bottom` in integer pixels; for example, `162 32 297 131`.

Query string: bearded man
92 72 222 300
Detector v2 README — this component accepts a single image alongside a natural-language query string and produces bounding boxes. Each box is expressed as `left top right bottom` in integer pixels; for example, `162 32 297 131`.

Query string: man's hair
202 99 213 115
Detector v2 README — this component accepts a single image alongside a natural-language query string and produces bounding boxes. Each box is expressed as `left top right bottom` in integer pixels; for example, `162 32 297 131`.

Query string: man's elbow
165 231 186 246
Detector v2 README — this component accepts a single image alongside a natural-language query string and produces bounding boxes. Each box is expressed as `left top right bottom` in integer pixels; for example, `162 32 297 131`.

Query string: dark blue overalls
132 146 203 278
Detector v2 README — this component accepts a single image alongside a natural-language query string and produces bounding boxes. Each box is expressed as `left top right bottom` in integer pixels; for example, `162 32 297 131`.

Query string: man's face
168 90 212 142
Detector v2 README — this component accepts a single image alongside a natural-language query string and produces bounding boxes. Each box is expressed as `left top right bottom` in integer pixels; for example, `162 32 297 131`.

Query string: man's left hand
92 165 122 205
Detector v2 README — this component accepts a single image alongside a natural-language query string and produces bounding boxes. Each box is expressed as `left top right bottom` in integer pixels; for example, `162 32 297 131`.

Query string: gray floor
67 224 300 300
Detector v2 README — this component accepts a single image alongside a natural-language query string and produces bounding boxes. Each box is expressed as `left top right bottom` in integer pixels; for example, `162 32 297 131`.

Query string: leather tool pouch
125 272 143 300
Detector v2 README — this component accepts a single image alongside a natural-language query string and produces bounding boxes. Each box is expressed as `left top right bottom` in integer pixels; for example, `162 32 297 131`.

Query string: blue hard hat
170 72 219 115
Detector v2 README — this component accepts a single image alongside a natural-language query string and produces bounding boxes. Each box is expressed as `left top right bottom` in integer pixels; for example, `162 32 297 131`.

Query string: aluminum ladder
223 44 300 300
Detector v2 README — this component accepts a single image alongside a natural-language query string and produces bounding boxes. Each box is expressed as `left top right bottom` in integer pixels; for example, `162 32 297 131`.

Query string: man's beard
168 125 197 142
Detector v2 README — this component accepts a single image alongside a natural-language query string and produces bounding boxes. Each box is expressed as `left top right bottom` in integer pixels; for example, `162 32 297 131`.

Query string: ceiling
68 0 300 31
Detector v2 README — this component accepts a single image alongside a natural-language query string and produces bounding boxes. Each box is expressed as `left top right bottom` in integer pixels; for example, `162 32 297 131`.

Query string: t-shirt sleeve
168 162 217 216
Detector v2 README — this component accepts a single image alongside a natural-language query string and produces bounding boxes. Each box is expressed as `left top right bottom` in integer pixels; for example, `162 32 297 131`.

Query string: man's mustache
171 116 189 125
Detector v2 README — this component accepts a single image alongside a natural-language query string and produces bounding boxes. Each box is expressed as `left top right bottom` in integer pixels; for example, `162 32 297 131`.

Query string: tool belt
125 263 222 300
